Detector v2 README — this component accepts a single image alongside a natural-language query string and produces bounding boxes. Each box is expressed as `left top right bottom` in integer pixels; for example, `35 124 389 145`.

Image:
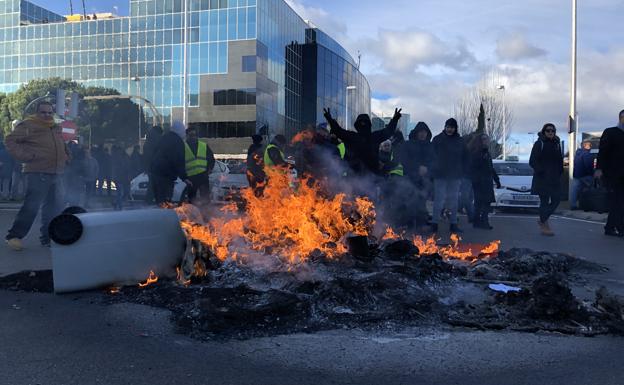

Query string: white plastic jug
50 209 186 293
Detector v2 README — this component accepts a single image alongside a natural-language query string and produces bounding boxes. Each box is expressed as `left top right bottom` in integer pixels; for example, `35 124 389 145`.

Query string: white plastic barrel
50 209 186 293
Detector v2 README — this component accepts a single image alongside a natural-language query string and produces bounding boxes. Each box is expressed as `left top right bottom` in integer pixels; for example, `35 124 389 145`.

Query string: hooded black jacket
397 122 434 180
431 129 468 179
150 131 188 181
597 126 624 181
529 132 563 195
327 114 399 175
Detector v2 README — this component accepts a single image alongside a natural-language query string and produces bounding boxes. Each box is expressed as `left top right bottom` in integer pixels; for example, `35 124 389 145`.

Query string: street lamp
345 85 356 129
497 85 507 160
131 76 142 143
568 0 578 203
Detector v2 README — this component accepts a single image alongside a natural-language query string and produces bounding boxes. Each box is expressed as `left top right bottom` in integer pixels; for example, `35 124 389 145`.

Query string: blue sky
33 0 624 155
37 0 129 16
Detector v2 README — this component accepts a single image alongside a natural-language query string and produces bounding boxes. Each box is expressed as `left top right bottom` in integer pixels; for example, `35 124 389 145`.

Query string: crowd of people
2 99 623 252
0 102 216 251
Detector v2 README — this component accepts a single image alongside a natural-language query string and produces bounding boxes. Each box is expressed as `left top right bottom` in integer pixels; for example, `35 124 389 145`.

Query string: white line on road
492 214 605 225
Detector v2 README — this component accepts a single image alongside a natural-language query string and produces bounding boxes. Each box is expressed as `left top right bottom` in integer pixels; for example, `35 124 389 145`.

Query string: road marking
492 214 604 225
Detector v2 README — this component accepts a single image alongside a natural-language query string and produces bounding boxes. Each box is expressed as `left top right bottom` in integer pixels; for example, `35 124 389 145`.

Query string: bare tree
453 77 514 158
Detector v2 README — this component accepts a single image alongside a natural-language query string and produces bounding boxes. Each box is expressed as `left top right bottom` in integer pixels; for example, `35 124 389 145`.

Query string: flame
412 234 501 261
176 266 191 286
176 168 375 264
480 240 501 255
138 270 158 288
108 286 121 294
382 226 401 240
290 130 315 145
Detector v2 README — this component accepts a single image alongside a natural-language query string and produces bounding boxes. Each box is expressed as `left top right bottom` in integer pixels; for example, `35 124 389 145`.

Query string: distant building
0 0 370 153
382 113 410 137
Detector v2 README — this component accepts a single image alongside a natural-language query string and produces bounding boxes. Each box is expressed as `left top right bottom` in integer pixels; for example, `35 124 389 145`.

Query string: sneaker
450 224 463 234
6 238 23 251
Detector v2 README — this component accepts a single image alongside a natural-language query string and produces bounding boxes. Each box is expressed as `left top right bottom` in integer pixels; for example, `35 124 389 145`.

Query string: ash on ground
2 244 623 340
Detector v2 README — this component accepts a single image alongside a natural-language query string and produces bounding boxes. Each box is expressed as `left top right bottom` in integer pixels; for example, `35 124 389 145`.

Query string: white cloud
284 0 348 43
363 29 476 73
496 33 547 61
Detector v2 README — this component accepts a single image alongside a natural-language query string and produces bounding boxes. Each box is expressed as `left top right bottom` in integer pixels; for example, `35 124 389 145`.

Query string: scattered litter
488 283 522 293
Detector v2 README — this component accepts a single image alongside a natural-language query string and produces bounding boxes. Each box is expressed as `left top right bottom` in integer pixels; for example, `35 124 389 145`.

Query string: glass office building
0 0 370 145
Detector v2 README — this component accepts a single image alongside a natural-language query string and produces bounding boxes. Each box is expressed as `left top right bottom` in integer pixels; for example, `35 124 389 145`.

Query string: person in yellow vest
263 135 288 170
185 126 215 204
379 140 404 178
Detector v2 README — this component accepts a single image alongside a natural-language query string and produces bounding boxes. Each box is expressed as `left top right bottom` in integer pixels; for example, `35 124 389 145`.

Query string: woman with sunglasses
529 123 564 236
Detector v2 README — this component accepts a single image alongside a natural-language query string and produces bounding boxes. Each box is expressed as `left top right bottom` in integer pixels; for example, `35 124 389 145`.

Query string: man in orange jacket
4 101 69 250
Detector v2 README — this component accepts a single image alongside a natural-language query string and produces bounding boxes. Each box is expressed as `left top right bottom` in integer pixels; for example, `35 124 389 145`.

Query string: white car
492 160 540 209
130 160 229 202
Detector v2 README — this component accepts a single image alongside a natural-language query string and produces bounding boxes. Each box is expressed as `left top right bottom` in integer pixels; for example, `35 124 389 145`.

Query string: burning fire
412 234 500 261
176 168 375 264
290 129 315 145
174 167 500 266
138 270 158 288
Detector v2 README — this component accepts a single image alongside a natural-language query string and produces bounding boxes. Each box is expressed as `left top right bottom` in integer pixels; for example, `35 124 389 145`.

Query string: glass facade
0 0 370 143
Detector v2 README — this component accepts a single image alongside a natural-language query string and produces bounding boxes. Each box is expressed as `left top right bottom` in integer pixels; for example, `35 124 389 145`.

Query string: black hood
354 114 372 136
537 132 560 143
408 121 432 141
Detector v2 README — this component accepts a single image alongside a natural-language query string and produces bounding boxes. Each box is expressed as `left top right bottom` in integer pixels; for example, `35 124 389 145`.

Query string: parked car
492 160 540 209
130 160 229 202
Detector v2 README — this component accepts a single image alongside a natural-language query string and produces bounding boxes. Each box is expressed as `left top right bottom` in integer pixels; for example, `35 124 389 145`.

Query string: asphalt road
0 208 623 385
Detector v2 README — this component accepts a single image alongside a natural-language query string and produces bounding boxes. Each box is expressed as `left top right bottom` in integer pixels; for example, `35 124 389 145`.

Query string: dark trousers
84 180 96 207
606 178 624 231
7 173 64 243
187 173 210 204
538 193 560 223
113 181 128 210
152 174 175 205
472 184 492 224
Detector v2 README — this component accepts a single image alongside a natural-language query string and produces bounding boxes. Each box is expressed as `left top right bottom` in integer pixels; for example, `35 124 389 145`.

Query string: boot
480 212 493 230
538 220 554 236
472 211 483 228
450 224 463 234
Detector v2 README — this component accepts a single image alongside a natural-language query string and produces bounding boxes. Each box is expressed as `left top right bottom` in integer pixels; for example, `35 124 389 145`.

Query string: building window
214 88 255 105
242 55 256 72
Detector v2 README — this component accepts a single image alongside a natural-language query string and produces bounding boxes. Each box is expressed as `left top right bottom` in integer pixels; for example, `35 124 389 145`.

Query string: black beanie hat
445 118 458 129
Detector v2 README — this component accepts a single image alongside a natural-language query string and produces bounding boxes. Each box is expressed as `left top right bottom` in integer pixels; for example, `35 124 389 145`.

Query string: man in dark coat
0 139 15 200
396 122 434 228
150 121 192 205
430 118 468 234
323 108 402 177
111 145 131 210
529 123 563 236
570 140 594 210
468 134 501 230
595 109 624 237
143 126 163 203
246 134 265 196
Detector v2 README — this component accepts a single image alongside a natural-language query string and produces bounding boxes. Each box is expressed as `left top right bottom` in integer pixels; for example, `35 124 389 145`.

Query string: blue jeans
7 173 64 244
433 178 462 224
459 178 475 220
570 176 593 209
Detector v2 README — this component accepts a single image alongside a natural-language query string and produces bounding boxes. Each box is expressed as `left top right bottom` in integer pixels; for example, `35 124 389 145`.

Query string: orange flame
108 286 121 294
412 234 501 261
176 168 375 264
382 226 401 240
138 270 158 288
290 130 315 145
176 266 191 286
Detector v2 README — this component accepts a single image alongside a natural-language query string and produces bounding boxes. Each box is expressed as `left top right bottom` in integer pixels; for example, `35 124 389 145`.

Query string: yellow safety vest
185 141 208 177
263 144 284 168
337 142 346 159
388 152 404 177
